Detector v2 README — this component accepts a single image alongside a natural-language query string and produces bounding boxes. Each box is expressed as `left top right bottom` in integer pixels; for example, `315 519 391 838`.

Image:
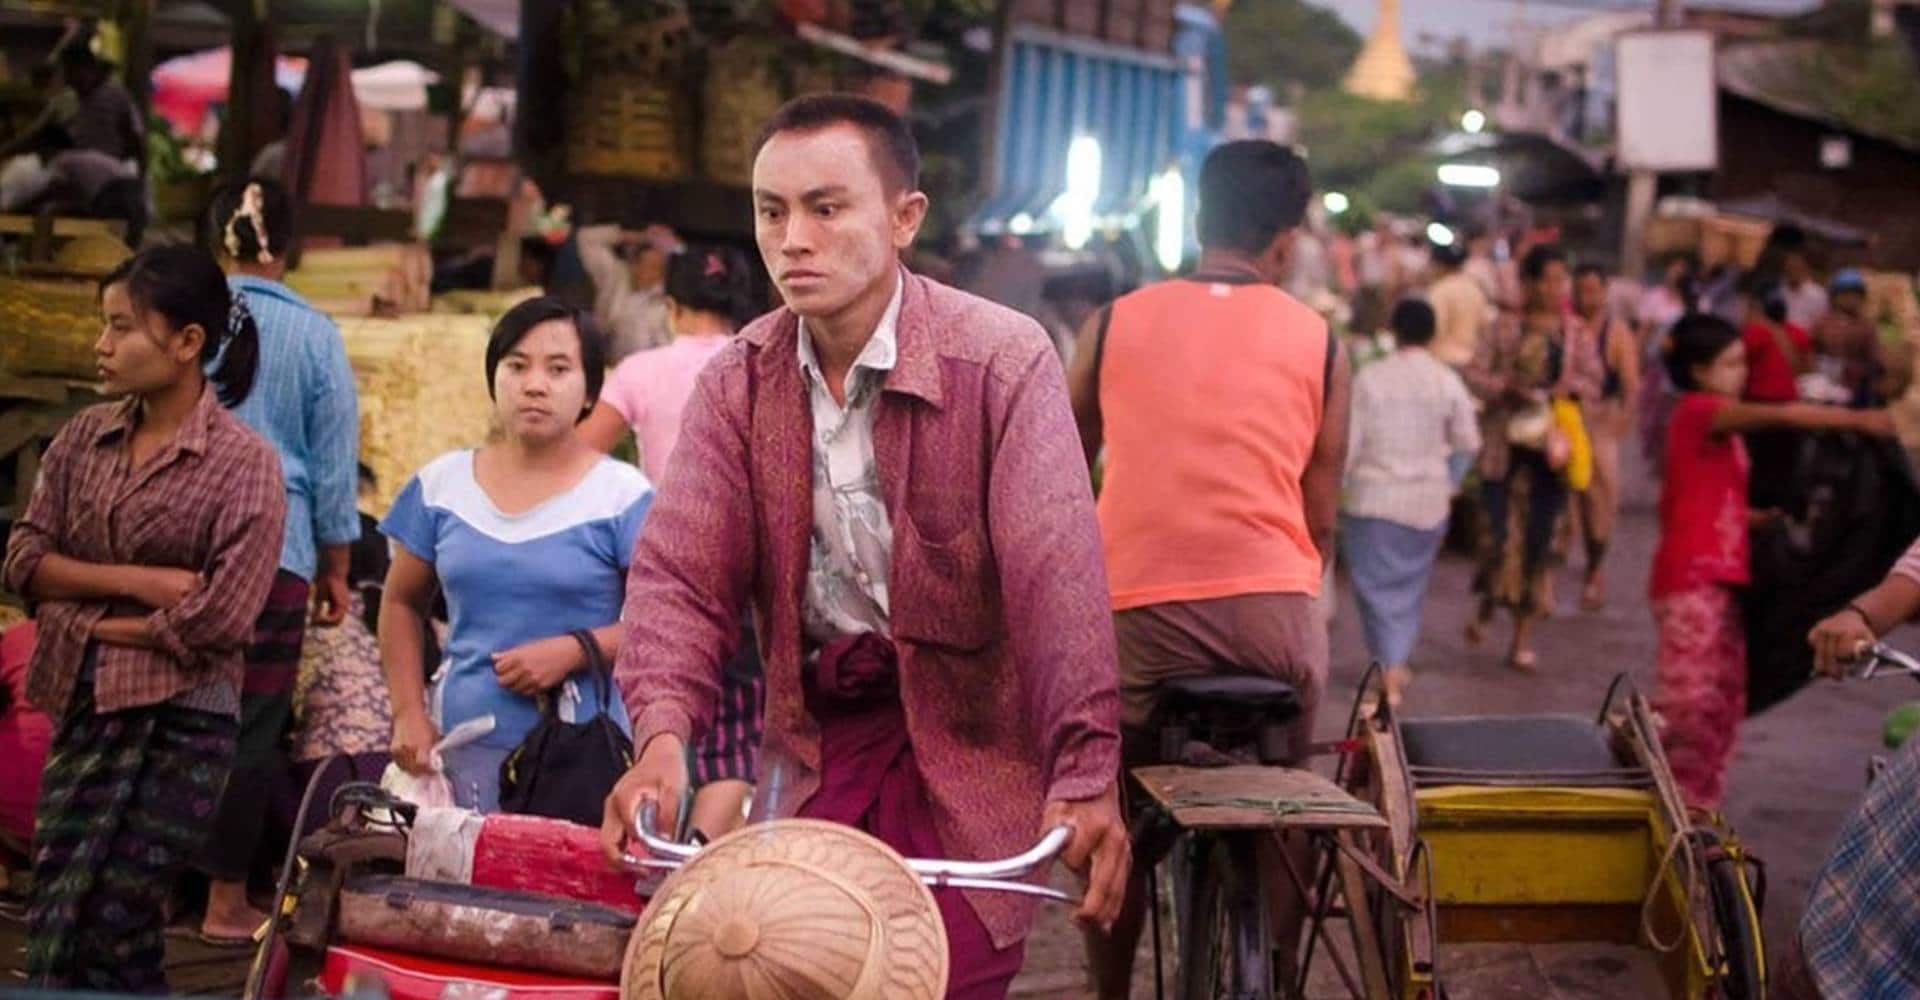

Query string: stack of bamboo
0 235 132 380
288 244 432 318
338 314 497 512
430 287 542 319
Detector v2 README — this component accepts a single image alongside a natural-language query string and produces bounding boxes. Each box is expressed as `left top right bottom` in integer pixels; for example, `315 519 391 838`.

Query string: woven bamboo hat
621 819 948 1000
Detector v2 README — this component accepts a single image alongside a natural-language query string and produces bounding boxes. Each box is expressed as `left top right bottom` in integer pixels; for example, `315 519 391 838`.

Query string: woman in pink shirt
579 244 758 480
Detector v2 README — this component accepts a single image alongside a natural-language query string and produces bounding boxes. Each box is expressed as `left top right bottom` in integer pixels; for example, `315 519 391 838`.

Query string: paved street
1 455 1900 998
1016 451 1907 997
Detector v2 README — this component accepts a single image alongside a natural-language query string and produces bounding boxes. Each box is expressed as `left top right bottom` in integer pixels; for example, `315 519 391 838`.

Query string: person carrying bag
498 630 633 826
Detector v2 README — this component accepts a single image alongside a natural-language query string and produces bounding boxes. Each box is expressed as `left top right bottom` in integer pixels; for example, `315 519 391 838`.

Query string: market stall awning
151 45 308 135
447 0 518 40
151 48 476 136
1717 193 1871 247
975 26 1183 229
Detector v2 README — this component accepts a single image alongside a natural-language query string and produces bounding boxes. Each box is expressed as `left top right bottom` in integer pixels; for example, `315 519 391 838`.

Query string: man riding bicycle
1067 140 1351 996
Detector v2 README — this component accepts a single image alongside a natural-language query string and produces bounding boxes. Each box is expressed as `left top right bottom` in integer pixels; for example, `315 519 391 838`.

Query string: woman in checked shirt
3 244 287 992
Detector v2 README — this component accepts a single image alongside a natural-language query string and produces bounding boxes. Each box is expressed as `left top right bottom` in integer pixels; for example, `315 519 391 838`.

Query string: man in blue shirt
192 179 360 944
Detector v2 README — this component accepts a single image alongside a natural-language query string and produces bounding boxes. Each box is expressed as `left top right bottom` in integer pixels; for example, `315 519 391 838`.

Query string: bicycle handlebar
626 801 1080 904
1852 642 1920 683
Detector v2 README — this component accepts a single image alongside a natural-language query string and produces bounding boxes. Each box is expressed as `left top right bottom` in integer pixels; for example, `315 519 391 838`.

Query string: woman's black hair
1739 271 1790 325
206 178 294 265
664 243 756 328
1391 298 1437 347
1664 312 1742 391
99 244 260 407
1520 244 1566 283
483 296 606 422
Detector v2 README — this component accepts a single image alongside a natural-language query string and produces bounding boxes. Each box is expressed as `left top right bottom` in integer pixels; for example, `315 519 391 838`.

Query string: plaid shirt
4 389 287 717
1799 734 1920 998
1344 348 1482 530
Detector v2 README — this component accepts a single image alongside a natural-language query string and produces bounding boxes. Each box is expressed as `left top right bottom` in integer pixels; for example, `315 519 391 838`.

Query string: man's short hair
753 95 920 195
1391 298 1437 348
1197 141 1311 255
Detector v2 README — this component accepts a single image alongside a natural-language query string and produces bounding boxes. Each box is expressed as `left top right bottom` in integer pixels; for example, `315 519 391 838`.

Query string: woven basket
567 76 688 180
338 314 498 514
700 39 787 187
621 819 948 1000
0 277 104 379
567 8 694 180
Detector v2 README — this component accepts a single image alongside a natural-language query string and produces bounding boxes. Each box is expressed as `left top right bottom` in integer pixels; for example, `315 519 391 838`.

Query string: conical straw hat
622 819 948 1000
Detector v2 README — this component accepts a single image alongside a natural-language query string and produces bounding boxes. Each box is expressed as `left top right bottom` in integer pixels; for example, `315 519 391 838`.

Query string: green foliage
1223 0 1362 95
146 114 206 185
1362 155 1437 215
1801 41 1920 148
1294 58 1470 215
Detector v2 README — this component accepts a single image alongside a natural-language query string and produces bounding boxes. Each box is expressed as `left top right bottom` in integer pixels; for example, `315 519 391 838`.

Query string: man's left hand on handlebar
1042 782 1131 932
600 732 690 866
1809 606 1880 680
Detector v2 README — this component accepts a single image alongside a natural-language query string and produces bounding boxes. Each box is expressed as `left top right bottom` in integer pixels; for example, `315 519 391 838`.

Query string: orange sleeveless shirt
1096 276 1330 611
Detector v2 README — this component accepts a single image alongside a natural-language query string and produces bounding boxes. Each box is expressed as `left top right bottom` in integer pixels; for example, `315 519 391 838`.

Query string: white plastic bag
378 715 497 809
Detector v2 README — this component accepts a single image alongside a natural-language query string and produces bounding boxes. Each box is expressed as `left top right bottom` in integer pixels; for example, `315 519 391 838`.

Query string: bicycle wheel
1703 838 1766 1000
1179 833 1274 1000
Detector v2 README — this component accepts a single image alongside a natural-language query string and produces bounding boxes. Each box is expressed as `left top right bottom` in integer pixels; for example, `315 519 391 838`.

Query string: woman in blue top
379 298 650 812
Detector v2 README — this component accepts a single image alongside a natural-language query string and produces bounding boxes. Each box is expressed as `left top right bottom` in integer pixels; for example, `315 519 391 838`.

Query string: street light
1151 168 1185 273
1462 109 1487 134
1437 163 1501 188
1056 135 1103 251
1322 191 1350 215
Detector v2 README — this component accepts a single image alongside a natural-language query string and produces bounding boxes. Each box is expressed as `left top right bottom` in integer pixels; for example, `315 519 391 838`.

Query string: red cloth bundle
469 812 649 915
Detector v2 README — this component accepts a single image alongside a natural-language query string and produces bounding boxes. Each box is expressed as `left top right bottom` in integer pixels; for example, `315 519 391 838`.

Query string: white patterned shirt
1343 348 1483 531
797 277 904 643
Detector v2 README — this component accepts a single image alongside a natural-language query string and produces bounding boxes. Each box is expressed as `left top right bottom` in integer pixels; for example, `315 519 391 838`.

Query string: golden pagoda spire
1344 0 1416 103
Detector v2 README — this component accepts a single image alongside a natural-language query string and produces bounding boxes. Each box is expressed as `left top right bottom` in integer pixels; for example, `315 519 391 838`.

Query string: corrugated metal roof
977 26 1184 226
1718 39 1920 154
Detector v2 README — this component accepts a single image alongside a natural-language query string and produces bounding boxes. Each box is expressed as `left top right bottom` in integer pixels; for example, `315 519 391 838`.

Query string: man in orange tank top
1066 140 1351 995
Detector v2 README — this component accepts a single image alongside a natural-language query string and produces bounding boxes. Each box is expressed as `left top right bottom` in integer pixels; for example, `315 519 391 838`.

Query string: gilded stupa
1343 0 1416 103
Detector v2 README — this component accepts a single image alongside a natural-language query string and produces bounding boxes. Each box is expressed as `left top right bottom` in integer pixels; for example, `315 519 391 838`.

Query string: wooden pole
221 0 279 185
111 0 155 179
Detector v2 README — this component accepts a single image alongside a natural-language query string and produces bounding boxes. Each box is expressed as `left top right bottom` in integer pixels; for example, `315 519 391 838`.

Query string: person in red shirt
1739 278 1811 403
1737 275 1817 513
1652 314 1890 809
0 620 53 861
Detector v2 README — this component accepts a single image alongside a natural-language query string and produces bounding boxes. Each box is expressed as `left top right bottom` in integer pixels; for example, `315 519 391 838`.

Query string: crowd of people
1313 212 1912 809
3 89 1920 999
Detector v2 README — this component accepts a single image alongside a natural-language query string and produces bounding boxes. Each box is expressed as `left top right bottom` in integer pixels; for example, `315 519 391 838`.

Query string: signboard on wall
1615 30 1719 172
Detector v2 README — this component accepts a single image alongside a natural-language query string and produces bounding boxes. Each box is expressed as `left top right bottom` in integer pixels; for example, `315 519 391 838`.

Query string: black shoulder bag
497 630 634 826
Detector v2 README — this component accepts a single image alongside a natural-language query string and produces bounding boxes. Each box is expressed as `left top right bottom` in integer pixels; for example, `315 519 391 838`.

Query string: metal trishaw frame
1339 667 1768 1000
1125 673 1423 999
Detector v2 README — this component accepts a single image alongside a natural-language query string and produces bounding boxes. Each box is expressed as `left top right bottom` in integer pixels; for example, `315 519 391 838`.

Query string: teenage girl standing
1651 313 1891 809
4 244 286 990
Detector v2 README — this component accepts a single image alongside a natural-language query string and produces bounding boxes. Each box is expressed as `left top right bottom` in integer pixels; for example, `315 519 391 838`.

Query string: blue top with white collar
381 450 652 749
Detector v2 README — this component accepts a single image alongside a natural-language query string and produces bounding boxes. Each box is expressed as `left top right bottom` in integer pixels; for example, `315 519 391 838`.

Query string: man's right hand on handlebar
1810 606 1880 680
600 733 689 866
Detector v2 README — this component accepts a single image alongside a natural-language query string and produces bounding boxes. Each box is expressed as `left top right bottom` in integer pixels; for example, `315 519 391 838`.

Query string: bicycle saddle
1160 674 1300 718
